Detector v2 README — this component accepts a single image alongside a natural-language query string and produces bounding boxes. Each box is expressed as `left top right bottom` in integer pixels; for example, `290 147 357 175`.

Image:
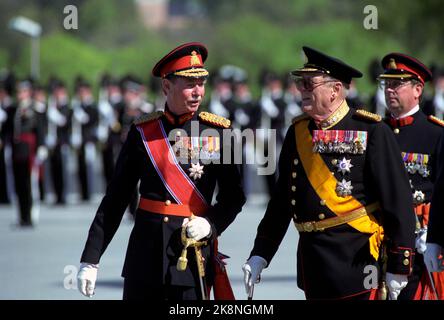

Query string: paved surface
0 192 305 300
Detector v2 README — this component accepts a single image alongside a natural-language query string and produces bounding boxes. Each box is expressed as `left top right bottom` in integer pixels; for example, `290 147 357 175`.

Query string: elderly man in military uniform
379 53 444 299
77 42 246 300
243 46 416 300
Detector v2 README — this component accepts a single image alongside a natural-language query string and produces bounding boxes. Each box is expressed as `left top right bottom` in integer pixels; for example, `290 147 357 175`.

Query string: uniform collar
318 100 350 130
164 105 194 126
389 105 419 127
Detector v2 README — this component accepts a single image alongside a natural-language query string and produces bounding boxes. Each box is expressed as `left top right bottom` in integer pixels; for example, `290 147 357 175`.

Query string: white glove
77 263 99 298
242 255 267 295
385 272 408 300
36 146 48 162
424 243 444 272
182 217 211 241
415 229 427 254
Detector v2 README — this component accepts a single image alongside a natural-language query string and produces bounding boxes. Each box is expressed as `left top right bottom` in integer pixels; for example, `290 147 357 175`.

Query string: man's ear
413 83 423 100
162 78 170 96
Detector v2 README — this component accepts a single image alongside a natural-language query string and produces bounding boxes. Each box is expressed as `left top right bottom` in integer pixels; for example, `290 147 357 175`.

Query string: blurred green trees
1 0 442 96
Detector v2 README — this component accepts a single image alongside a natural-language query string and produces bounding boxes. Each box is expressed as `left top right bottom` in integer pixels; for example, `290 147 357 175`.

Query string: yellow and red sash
295 119 384 260
136 119 234 300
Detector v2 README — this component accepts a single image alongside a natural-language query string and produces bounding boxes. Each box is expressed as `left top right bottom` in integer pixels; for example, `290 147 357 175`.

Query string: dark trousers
123 278 201 300
77 144 90 201
12 159 32 225
0 145 10 203
50 145 65 204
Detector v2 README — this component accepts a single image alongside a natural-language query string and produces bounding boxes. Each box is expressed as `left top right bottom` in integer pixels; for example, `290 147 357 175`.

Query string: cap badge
389 58 397 69
190 51 200 66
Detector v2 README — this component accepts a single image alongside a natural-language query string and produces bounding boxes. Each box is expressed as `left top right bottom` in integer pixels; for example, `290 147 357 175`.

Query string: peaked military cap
378 52 432 84
291 46 363 84
152 42 209 78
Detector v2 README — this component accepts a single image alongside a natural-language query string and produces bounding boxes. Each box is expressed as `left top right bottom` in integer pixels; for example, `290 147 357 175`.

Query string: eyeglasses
379 79 413 91
293 77 337 91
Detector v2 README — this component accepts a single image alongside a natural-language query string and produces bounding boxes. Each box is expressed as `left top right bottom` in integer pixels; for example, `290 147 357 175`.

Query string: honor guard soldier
380 53 444 299
47 79 72 205
425 131 444 274
10 79 47 227
243 46 416 300
77 42 246 300
72 79 99 201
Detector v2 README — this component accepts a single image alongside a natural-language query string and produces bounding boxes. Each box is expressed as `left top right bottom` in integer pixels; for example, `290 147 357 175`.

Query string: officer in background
425 129 444 274
243 47 416 300
119 75 154 215
47 79 72 205
259 70 288 198
77 42 246 300
9 79 46 227
0 72 15 204
32 83 48 202
380 53 444 299
97 74 124 186
422 66 444 119
368 58 388 119
72 79 98 202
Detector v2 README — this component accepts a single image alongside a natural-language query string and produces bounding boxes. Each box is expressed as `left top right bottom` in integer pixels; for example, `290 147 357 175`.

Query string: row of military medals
313 130 368 197
173 131 220 180
402 152 429 204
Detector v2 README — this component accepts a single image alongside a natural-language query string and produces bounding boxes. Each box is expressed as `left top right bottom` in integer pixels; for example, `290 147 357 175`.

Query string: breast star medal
336 179 353 197
189 162 204 180
337 157 353 174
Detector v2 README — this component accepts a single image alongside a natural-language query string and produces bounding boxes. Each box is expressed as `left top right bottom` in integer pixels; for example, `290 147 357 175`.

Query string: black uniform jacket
80 109 245 287
250 104 416 299
386 110 444 210
428 127 444 247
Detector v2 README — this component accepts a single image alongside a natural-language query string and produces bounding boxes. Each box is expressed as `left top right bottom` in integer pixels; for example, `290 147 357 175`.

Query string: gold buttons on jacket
403 250 410 257
294 159 299 165
403 258 410 266
291 186 296 192
291 199 296 206
394 128 400 134
318 213 325 220
331 159 338 166
163 217 169 223
292 172 297 178
165 200 171 206
320 199 326 206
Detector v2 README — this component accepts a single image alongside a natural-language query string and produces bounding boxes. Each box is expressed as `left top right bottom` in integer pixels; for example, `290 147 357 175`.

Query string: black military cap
152 42 208 78
291 46 363 84
17 77 34 91
379 52 432 85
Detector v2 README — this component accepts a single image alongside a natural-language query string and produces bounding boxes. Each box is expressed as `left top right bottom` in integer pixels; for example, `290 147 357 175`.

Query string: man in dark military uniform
379 53 444 299
77 42 246 300
9 79 46 227
47 79 72 205
243 46 416 300
425 131 444 274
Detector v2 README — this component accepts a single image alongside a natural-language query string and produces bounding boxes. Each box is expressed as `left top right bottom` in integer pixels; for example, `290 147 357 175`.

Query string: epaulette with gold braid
428 115 444 127
198 111 231 128
355 109 382 122
134 111 164 125
292 113 309 124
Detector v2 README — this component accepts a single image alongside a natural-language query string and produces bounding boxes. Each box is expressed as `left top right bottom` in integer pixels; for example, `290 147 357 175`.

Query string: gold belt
294 202 379 232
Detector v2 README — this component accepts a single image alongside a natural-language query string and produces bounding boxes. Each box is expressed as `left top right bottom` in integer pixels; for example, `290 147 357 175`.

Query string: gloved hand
77 263 99 298
242 255 267 295
424 243 444 272
385 272 408 300
415 228 427 254
36 146 48 162
182 217 211 241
